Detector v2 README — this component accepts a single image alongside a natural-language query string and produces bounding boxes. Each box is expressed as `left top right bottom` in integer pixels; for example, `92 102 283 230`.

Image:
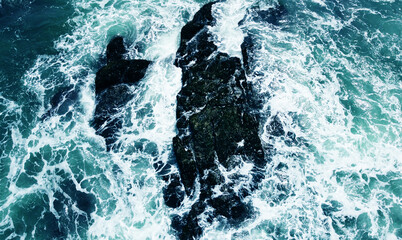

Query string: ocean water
0 0 401 239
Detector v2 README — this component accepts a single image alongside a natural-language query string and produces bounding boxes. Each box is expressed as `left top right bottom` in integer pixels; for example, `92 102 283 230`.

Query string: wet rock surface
95 58 150 95
165 2 269 239
92 36 151 150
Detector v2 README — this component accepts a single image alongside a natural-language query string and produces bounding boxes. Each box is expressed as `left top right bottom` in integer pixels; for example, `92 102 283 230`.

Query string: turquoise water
0 0 401 239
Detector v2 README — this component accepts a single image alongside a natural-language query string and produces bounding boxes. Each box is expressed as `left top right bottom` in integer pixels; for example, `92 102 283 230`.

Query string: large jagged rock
92 36 151 150
164 2 268 239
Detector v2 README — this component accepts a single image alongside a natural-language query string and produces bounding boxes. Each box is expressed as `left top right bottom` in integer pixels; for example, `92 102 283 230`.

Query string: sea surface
0 0 401 239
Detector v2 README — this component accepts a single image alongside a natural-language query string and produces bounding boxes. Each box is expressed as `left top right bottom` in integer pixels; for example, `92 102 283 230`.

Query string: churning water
0 0 401 239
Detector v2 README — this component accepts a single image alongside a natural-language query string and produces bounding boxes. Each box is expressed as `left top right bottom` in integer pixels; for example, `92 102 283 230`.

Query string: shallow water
0 0 401 239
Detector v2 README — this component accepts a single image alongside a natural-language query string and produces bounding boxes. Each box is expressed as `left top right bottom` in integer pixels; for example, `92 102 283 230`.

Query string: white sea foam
210 0 252 58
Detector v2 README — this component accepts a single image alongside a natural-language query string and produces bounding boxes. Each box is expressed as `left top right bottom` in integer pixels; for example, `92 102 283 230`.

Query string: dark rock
210 193 251 224
94 85 133 117
175 29 218 70
91 37 151 151
95 59 150 94
92 84 132 151
106 36 126 63
171 201 206 240
163 174 185 208
165 2 267 239
176 1 217 61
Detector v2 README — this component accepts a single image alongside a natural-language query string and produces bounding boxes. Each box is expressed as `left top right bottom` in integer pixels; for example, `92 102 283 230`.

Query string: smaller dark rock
172 201 206 240
95 59 151 94
92 36 152 151
204 170 224 187
106 36 126 63
94 84 133 115
163 174 185 208
178 1 217 50
211 193 251 224
267 115 285 137
92 84 133 151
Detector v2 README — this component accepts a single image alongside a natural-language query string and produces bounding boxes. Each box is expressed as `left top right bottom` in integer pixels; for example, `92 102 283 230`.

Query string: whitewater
0 0 401 239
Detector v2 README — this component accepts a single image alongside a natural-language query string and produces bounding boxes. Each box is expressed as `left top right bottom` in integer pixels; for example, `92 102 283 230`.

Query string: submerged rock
42 85 79 120
253 3 286 25
239 2 287 26
92 36 151 151
164 2 268 239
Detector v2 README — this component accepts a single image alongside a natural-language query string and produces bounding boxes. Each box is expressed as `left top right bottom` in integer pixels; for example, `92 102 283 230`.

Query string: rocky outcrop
92 36 151 151
164 2 268 239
